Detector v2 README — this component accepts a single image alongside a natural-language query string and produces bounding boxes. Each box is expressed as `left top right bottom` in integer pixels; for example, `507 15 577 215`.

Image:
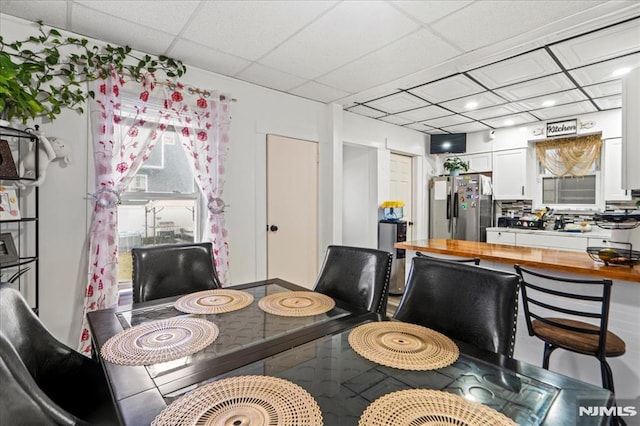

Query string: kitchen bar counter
396 239 639 282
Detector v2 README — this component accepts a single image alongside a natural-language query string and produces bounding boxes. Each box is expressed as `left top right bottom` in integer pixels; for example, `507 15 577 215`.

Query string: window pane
542 175 596 204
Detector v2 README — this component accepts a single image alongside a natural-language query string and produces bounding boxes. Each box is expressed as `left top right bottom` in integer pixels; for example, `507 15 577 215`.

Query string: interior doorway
390 153 413 241
266 134 318 288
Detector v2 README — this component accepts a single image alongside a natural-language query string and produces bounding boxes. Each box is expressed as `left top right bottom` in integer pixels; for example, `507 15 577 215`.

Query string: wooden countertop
396 239 640 282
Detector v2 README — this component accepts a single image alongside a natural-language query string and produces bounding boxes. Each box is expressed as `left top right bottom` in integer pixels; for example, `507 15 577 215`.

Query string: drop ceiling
1 0 639 135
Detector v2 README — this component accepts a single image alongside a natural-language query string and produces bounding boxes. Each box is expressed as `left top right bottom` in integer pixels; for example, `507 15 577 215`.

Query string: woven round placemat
101 317 219 366
174 289 254 314
258 291 335 317
151 375 323 426
348 321 459 371
358 389 517 426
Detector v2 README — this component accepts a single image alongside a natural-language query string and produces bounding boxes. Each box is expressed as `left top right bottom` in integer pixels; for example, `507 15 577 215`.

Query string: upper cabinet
622 67 640 189
603 138 631 201
492 148 529 199
445 152 492 173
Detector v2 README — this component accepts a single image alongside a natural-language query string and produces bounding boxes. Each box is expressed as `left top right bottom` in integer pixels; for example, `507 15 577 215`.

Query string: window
117 127 200 285
542 175 597 204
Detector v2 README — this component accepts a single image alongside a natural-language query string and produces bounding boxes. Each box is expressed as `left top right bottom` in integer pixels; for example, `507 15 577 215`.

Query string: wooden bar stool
514 265 626 392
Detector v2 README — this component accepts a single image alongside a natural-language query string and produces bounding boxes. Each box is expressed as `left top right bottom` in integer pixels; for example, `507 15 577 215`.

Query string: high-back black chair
416 251 481 265
394 256 520 357
312 245 392 315
132 242 221 303
514 265 625 392
0 282 118 425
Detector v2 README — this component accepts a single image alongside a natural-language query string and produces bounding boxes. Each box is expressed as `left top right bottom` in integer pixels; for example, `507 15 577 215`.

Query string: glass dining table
88 278 613 426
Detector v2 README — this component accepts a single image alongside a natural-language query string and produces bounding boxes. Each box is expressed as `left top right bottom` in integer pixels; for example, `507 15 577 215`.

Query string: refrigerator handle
446 194 451 220
453 192 459 218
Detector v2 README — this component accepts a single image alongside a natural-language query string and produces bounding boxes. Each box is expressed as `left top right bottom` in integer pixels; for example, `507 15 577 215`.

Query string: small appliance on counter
380 200 404 221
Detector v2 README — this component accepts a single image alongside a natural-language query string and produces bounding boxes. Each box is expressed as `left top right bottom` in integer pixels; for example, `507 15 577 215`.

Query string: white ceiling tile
379 115 414 126
550 18 640 68
347 105 386 119
481 112 539 128
182 1 338 61
405 122 436 133
463 104 525 120
71 5 176 55
582 81 622 98
392 1 473 24
167 39 251 77
236 63 308 92
431 1 606 52
439 92 506 113
593 95 622 110
259 1 418 79
420 114 472 128
74 1 199 35
512 89 587 110
317 29 461 93
364 92 429 114
407 75 484 103
0 1 68 28
531 101 598 120
494 74 576 101
441 122 491 133
468 49 562 88
394 105 451 122
569 53 640 85
289 81 351 103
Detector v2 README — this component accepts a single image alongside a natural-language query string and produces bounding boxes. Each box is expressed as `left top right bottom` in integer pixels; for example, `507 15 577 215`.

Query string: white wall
1 14 429 346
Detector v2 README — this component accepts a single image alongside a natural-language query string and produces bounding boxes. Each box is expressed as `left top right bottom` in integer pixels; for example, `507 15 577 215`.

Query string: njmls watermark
578 398 639 425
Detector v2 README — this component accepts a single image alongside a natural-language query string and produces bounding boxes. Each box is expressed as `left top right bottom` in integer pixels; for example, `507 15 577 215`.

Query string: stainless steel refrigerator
429 174 492 241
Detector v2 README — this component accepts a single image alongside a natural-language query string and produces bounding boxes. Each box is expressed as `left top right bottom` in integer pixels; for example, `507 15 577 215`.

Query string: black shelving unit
0 125 40 314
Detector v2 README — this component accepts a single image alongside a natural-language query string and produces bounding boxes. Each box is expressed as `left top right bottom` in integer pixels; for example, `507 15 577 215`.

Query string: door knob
270 225 279 232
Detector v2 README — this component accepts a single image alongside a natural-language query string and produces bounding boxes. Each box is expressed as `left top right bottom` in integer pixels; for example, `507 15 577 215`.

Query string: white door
390 153 413 240
267 135 318 288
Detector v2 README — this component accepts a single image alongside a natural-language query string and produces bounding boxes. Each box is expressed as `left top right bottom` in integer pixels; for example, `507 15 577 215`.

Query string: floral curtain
163 84 232 285
78 73 169 354
535 133 602 177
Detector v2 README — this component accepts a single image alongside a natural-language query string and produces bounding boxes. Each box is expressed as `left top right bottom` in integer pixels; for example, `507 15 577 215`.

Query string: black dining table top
88 278 612 426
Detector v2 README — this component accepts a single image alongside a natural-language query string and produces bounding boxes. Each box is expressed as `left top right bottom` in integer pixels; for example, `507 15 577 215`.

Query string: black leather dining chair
514 265 626 393
131 242 221 303
0 282 118 425
415 251 481 265
394 256 520 357
312 245 392 315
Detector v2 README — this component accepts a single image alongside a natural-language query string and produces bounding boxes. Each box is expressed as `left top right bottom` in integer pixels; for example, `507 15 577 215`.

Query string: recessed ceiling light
612 67 631 77
542 100 556 107
465 101 478 109
504 119 515 126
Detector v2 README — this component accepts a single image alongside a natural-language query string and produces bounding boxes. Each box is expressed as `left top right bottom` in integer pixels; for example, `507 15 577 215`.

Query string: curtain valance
535 133 602 177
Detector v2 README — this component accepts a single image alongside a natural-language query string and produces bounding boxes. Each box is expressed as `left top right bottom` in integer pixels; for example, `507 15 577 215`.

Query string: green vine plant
443 157 470 172
0 21 187 124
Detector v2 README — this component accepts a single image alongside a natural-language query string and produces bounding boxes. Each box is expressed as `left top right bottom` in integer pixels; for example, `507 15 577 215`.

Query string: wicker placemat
151 375 323 426
101 317 219 366
258 291 335 317
348 321 459 370
174 289 254 314
358 389 517 426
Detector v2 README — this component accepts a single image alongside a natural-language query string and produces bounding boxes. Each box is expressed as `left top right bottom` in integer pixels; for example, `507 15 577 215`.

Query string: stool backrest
394 256 520 357
416 251 480 265
514 265 613 358
132 242 221 303
313 245 392 315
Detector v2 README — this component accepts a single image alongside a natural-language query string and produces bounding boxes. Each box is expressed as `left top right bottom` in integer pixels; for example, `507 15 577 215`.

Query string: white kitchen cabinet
447 152 492 173
486 230 516 245
622 66 640 190
492 148 529 199
603 138 631 201
516 232 588 252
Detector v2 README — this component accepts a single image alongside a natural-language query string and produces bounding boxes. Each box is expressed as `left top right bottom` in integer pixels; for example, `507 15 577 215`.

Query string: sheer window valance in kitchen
535 133 602 177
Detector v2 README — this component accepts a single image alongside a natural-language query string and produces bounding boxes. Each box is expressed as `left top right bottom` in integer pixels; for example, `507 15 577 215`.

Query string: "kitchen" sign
546 119 577 137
